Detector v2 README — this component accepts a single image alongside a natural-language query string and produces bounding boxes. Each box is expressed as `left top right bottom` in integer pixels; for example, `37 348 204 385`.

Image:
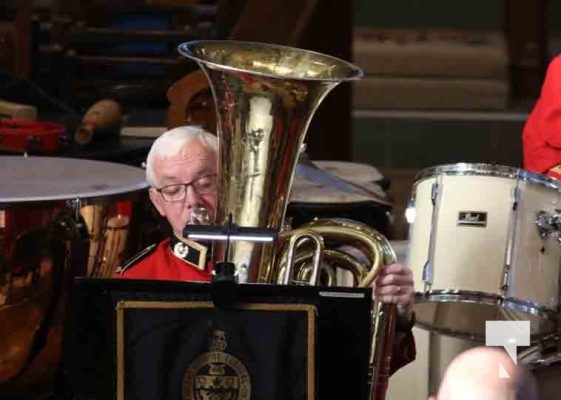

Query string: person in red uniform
115 125 218 281
523 55 561 179
115 125 416 372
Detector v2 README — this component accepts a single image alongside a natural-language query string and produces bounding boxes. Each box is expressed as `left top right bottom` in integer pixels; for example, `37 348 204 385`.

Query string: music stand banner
115 301 315 400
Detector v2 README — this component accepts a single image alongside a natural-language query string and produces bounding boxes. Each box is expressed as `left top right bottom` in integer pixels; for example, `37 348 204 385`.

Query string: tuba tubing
275 218 398 400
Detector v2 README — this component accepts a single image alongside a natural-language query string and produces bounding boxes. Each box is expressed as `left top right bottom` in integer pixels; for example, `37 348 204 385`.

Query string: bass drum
0 156 151 398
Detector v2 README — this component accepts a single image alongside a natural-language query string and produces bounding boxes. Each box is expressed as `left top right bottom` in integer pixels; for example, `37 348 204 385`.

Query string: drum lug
512 186 520 210
66 198 83 221
430 182 439 205
536 210 561 240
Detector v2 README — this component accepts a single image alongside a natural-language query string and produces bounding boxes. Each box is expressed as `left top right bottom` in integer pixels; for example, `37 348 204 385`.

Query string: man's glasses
156 174 217 202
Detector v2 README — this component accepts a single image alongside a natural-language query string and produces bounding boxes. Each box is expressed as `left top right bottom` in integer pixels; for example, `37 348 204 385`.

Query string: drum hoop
415 290 558 320
0 156 149 202
287 200 390 209
414 163 561 190
414 291 558 341
0 189 146 208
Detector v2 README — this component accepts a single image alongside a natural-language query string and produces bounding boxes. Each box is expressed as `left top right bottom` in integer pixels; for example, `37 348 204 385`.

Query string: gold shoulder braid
169 235 208 271
115 243 157 275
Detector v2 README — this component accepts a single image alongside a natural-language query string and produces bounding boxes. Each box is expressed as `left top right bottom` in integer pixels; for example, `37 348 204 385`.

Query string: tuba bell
179 40 397 400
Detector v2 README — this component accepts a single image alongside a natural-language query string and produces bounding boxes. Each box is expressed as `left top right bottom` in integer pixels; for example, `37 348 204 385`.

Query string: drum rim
414 163 561 190
0 156 149 202
0 189 147 207
413 290 558 341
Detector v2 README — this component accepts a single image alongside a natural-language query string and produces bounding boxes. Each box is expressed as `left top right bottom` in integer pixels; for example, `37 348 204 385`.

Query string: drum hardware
536 210 561 241
420 179 441 292
501 184 521 298
66 198 82 222
179 40 397 400
519 334 561 369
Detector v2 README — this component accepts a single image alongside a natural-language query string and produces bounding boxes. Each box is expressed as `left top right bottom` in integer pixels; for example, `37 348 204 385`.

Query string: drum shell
408 164 561 339
0 157 152 398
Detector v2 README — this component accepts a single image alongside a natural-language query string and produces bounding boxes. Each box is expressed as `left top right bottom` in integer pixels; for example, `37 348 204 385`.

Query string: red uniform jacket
115 238 211 281
523 55 561 178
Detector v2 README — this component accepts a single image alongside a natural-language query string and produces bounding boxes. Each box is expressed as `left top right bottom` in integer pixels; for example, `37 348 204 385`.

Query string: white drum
407 163 561 340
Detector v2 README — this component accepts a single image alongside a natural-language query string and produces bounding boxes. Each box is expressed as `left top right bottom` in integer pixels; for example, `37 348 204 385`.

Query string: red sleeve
390 330 416 375
523 55 561 172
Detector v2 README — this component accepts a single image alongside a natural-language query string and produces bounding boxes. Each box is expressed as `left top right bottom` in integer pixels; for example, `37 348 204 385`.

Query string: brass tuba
179 40 397 400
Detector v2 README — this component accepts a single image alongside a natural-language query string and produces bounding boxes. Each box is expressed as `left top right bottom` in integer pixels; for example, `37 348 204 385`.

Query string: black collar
169 235 209 271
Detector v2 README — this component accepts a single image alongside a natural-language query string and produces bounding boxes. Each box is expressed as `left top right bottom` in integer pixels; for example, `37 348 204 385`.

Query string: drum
287 160 392 235
0 156 150 398
408 163 561 341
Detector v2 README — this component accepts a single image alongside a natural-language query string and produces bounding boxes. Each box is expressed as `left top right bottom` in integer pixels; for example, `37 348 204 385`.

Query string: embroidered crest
182 329 251 400
173 242 190 258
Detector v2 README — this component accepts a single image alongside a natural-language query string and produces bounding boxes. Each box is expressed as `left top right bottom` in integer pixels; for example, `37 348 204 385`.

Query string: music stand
59 278 372 400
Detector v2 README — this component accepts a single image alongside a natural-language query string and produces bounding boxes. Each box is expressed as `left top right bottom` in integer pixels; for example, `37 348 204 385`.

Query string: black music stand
58 278 372 400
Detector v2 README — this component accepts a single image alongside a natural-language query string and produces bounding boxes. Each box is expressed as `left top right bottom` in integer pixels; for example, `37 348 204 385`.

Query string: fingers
372 263 415 312
374 284 414 306
378 263 410 275
373 263 413 288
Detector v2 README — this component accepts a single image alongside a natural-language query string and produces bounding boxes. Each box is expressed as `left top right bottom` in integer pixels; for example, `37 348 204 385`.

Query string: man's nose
184 186 202 209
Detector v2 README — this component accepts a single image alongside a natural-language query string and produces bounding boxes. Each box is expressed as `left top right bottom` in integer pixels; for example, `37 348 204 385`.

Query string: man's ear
149 187 166 217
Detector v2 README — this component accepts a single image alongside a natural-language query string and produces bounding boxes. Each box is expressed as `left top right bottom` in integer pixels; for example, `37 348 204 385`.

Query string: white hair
145 125 218 186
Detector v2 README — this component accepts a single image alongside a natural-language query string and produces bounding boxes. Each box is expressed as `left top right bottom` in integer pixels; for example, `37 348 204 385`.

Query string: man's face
148 139 217 237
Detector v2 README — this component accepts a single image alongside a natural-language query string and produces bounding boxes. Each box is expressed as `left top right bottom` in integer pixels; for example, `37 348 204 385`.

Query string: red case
0 119 66 153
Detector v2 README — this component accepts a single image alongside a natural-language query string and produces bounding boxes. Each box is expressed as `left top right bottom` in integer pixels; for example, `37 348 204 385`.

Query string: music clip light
183 223 278 243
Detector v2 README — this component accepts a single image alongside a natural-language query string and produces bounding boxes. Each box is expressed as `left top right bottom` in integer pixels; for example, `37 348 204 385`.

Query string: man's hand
373 263 415 323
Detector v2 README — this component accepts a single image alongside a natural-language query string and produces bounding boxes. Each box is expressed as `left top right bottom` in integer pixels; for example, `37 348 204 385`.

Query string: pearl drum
0 156 149 398
407 163 561 341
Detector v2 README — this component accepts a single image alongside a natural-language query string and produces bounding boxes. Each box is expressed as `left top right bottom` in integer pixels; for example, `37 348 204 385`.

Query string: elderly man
115 125 416 370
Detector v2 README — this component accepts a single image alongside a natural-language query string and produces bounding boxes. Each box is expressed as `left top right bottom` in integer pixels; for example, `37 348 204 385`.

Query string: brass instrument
178 40 364 281
180 40 397 399
275 218 398 400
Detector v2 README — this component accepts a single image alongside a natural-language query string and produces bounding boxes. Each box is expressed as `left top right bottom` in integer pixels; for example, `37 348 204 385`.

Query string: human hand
372 263 414 322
